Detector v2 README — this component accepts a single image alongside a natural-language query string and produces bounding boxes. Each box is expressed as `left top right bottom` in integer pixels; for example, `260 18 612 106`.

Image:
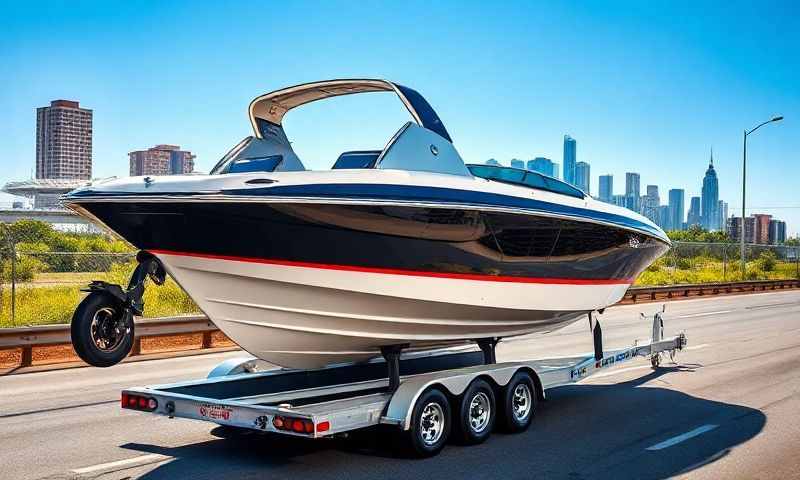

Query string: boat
63 79 670 369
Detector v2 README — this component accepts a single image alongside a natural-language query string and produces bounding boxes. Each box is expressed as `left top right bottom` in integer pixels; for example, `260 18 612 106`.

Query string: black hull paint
77 201 668 282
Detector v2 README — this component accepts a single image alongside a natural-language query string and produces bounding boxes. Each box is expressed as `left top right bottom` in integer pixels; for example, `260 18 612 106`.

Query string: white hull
158 252 631 368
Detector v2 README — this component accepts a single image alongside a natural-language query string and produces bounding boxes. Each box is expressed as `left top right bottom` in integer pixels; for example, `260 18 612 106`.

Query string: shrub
756 251 777 272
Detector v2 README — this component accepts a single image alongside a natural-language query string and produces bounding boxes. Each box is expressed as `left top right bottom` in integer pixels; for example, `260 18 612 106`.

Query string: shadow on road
124 367 765 480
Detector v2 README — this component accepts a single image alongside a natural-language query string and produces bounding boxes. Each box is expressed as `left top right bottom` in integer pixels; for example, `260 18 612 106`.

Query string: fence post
723 246 727 281
796 247 799 280
10 239 16 326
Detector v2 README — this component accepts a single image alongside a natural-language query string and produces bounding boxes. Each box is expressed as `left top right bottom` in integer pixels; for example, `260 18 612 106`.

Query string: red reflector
121 393 128 408
128 396 137 407
317 421 330 433
138 397 148 408
273 416 285 429
304 420 314 433
292 419 304 433
147 398 158 410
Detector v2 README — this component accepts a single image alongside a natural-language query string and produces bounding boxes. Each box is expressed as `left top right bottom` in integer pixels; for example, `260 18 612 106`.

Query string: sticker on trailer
198 403 233 421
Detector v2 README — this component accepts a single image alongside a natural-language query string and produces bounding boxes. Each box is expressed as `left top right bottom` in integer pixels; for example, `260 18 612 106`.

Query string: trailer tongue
121 311 686 457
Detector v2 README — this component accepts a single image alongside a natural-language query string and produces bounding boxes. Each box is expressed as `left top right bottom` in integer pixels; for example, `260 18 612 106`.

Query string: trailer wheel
499 371 536 432
454 378 496 444
404 388 451 457
71 291 134 367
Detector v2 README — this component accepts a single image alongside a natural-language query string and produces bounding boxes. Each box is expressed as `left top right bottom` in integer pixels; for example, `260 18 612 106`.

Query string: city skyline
1 1 797 235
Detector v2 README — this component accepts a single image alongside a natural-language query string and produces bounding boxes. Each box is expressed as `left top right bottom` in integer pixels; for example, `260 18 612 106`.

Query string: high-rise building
658 205 670 230
687 196 702 228
641 185 660 224
701 148 719 231
485 158 501 166
510 159 525 170
769 219 787 245
753 214 772 244
625 172 640 212
612 194 626 207
36 100 93 180
563 135 576 186
527 157 555 177
717 200 729 231
728 216 757 243
552 162 560 180
598 175 613 203
129 144 195 176
575 161 590 194
668 189 685 231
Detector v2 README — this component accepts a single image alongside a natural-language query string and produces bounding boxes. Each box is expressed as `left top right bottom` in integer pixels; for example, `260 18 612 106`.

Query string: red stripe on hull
149 249 634 286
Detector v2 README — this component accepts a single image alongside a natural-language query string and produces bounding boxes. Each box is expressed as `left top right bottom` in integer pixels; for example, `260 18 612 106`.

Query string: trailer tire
499 371 536 432
403 387 451 457
454 378 496 444
71 291 134 368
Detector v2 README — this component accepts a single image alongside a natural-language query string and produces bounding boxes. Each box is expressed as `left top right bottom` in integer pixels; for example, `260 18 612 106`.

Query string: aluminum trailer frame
121 312 686 445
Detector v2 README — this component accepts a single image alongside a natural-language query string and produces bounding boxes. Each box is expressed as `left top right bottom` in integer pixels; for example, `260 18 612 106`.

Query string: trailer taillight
272 415 317 435
121 392 158 412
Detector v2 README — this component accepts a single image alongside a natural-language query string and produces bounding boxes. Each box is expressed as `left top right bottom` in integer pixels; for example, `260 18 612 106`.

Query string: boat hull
69 198 669 368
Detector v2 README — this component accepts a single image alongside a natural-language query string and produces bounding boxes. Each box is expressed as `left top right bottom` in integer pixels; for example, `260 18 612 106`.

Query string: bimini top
248 79 452 143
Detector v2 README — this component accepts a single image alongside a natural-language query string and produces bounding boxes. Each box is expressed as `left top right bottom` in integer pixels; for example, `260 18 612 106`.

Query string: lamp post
741 116 783 278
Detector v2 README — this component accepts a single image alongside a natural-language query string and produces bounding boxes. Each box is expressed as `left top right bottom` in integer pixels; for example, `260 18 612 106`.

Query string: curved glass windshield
467 164 585 199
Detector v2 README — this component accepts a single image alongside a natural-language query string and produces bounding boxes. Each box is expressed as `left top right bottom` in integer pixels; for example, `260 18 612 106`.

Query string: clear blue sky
1 0 798 235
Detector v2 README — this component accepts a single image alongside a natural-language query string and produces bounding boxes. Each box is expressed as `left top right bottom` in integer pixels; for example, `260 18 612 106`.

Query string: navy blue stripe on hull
78 201 668 282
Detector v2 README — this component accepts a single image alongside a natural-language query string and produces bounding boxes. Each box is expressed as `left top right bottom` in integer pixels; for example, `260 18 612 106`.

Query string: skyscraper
753 214 772 244
510 159 525 169
701 148 719 231
598 175 613 203
485 158 501 166
658 205 670 230
717 200 729 231
668 189 685 231
36 100 93 180
552 162 560 180
641 185 660 224
625 172 640 212
129 145 195 176
687 196 702 227
563 135 576 186
527 157 554 177
769 219 787 244
612 195 626 207
575 161 590 194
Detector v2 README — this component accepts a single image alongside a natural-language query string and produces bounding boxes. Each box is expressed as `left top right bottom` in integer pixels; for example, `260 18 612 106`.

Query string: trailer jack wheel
650 353 661 369
70 251 164 367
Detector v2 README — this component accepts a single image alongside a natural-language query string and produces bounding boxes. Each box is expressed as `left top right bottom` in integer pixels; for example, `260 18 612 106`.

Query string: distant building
687 196 702 228
701 149 719 230
658 205 670 230
641 185 660 224
563 135 577 186
485 158 501 166
668 189 685 231
129 145 195 176
2 178 88 209
36 100 93 180
598 175 613 203
769 219 787 245
612 194 626 207
552 162 560 180
625 172 640 212
728 216 757 244
510 159 525 170
753 214 772 244
575 161 590 194
527 157 555 177
717 200 729 231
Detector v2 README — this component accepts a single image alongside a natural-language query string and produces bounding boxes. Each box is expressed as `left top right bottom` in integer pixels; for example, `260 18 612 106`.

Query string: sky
1 0 798 235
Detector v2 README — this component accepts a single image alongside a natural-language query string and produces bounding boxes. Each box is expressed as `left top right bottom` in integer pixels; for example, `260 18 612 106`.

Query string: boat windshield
467 164 585 199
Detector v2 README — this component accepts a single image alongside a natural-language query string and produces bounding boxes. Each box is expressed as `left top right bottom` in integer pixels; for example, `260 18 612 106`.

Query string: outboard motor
70 251 165 367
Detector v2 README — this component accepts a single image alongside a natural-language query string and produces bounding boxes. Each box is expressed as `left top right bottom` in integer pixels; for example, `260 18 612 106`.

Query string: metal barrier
2 279 799 372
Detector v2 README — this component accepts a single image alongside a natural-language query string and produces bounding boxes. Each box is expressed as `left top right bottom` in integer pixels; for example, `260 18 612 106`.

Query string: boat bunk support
380 344 409 392
476 337 500 364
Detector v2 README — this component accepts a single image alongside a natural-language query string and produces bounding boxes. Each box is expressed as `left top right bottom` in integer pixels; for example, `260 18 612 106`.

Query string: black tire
499 371 537 433
454 378 496 444
403 388 451 457
70 291 134 367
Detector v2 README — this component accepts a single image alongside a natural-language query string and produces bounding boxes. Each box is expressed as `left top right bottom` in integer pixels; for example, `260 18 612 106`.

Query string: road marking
591 365 651 379
684 343 710 351
676 310 733 319
71 453 172 475
646 424 719 451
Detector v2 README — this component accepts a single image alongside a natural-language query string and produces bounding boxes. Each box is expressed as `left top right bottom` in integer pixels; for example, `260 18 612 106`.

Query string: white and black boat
64 79 670 369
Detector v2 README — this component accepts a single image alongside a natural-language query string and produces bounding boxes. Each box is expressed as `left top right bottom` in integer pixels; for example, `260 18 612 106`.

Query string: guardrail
1 279 799 371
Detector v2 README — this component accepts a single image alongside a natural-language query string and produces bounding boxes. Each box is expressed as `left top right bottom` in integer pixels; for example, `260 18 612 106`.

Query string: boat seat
332 150 381 169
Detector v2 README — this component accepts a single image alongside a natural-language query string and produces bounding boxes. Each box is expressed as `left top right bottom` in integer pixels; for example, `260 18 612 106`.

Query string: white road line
71 453 172 475
646 424 719 451
590 365 651 379
676 310 733 319
684 343 711 351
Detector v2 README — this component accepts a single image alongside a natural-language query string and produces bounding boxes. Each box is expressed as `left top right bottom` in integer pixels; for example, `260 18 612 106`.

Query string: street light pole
740 116 784 279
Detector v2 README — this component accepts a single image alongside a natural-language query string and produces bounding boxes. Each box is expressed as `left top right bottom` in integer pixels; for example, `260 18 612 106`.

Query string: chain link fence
1 220 198 327
1 220 798 327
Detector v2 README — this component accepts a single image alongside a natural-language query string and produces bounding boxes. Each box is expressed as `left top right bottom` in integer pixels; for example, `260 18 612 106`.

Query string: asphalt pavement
1 290 799 479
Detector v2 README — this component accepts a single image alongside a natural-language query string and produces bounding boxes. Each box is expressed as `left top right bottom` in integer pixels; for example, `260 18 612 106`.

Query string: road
1 290 799 479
